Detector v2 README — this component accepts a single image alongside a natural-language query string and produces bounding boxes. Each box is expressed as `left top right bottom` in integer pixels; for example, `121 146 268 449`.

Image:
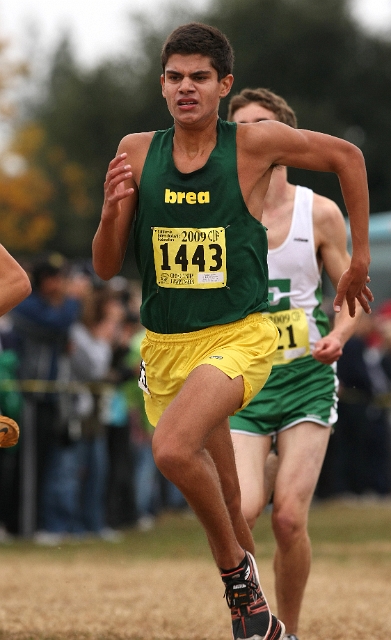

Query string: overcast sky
0 0 391 67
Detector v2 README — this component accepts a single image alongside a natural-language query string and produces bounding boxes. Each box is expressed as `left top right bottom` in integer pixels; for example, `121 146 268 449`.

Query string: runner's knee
241 496 263 529
271 503 307 547
152 429 190 479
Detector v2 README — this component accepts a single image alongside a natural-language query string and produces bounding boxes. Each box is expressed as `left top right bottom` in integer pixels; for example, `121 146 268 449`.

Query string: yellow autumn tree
0 123 56 252
0 36 93 254
0 38 55 252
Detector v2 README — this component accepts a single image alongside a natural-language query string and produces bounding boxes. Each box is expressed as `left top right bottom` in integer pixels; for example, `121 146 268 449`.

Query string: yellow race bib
152 227 227 289
265 308 310 365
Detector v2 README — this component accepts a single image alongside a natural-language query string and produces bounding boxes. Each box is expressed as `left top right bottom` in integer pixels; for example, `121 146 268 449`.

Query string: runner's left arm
311 194 362 365
249 121 373 316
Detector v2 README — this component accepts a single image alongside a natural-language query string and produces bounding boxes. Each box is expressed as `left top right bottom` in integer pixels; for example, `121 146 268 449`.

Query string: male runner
228 88 362 640
92 23 372 640
0 244 31 447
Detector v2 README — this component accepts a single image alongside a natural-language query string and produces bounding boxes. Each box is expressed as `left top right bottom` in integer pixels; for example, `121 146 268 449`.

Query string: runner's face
161 54 233 126
231 103 278 124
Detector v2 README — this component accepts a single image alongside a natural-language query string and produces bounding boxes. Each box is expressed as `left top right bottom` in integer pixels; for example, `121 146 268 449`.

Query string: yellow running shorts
139 313 279 427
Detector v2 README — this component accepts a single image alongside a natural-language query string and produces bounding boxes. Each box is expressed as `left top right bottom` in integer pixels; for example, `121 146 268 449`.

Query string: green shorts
229 356 338 436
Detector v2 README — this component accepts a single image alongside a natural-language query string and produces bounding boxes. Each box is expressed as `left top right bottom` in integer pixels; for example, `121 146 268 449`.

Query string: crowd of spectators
316 302 391 500
0 253 390 542
0 253 186 543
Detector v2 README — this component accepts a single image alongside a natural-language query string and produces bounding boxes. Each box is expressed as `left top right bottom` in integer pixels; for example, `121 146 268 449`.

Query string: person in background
375 300 391 384
104 309 140 531
10 254 80 536
227 87 363 640
69 286 125 540
375 302 391 492
330 307 391 498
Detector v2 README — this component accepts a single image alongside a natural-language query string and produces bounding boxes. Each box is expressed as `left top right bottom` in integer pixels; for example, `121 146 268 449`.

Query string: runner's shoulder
118 131 155 154
117 131 156 175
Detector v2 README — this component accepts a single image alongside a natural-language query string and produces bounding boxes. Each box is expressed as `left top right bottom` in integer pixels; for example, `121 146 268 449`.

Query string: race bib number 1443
152 227 227 288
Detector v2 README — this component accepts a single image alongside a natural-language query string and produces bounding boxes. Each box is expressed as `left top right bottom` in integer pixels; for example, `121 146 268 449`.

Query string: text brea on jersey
165 189 210 204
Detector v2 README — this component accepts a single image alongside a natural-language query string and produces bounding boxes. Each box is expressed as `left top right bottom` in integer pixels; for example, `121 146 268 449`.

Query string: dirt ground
0 550 390 640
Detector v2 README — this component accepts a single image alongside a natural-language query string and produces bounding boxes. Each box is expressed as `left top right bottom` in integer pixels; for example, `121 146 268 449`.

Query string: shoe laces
223 574 259 609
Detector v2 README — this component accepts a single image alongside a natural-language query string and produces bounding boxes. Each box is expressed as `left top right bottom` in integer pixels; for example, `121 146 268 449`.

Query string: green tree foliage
203 0 391 214
15 0 391 265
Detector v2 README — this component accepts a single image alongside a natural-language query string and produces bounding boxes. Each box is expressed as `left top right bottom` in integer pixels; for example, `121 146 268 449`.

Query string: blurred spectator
374 301 391 480
317 313 391 498
122 327 159 531
32 285 127 543
10 254 81 534
65 262 94 302
375 300 391 380
104 310 140 530
69 286 125 540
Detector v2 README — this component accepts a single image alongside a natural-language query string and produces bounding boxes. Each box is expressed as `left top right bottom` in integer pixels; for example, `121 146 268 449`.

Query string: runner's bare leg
152 364 251 569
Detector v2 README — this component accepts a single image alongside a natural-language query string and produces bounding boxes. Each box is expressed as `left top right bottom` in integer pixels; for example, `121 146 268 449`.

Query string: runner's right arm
92 132 153 280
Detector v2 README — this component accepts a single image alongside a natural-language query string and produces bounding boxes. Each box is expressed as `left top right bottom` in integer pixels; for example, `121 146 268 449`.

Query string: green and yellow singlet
134 119 269 333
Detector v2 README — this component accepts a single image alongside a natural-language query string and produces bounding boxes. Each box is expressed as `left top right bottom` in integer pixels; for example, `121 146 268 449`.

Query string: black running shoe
221 551 285 640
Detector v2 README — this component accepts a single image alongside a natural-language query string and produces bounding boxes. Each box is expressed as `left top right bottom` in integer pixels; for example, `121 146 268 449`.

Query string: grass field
1 498 391 639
